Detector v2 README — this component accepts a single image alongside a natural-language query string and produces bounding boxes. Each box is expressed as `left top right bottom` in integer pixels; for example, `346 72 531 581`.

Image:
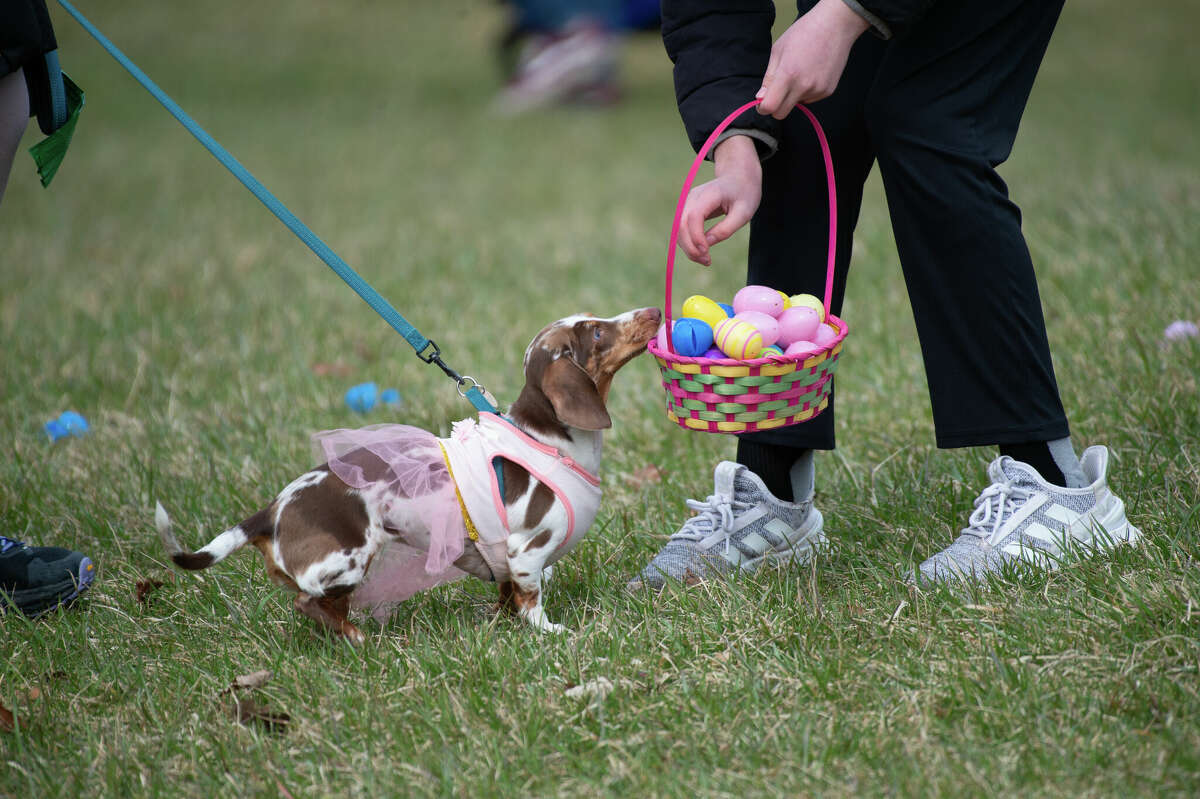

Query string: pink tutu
313 424 469 619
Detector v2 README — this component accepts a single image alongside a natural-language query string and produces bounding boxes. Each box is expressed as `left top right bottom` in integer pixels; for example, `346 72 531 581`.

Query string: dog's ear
542 357 612 431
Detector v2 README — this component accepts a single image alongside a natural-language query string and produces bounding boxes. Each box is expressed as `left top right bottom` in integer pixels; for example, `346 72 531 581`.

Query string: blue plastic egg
672 317 715 356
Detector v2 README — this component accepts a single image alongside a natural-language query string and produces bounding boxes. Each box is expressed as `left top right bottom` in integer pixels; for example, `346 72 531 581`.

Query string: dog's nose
637 307 663 324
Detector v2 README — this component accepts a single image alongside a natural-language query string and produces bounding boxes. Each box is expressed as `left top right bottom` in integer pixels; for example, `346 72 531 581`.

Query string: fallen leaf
135 579 164 603
0 702 13 732
628 464 663 487
225 695 291 734
27 687 41 701
311 361 353 378
218 670 289 733
231 670 273 691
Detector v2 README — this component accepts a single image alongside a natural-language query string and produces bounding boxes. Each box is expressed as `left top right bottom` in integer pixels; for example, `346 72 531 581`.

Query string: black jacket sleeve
662 0 781 157
854 0 939 38
1 0 58 77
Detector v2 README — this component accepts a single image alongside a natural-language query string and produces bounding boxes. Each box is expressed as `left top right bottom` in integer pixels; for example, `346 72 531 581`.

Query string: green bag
27 58 85 188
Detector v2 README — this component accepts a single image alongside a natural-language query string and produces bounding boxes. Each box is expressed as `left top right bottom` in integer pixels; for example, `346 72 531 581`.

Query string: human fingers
756 45 782 114
679 185 723 265
703 198 754 247
757 76 793 120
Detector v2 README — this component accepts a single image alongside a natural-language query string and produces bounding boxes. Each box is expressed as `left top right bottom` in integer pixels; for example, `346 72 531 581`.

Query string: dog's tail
155 501 271 570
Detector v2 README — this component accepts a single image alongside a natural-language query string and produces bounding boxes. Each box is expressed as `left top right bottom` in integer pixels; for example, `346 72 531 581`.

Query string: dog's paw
522 606 567 635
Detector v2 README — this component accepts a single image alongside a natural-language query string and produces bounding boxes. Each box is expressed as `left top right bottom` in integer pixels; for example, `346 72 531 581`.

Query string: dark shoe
0 535 96 617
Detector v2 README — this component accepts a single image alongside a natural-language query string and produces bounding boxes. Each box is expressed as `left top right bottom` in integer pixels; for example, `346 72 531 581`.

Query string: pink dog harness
314 413 601 619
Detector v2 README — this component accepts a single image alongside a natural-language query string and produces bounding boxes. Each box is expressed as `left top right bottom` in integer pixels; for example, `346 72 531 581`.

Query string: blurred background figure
493 0 659 112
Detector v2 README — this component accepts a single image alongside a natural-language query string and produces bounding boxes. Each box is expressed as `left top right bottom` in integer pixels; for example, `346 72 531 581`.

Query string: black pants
1 0 59 131
743 0 1070 451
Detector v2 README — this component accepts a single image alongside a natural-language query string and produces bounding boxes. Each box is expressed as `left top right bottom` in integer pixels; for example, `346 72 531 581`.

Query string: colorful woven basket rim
648 314 847 366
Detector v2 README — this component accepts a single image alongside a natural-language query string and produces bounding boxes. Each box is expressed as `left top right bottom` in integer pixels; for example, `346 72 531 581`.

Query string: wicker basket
648 99 848 434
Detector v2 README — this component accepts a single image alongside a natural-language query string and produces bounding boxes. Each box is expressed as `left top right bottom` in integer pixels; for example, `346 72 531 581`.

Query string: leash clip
419 342 498 410
416 340 441 364
457 376 498 409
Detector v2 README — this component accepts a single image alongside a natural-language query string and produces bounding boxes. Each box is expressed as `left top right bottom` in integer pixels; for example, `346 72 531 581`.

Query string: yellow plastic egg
714 318 764 360
682 295 732 328
787 293 826 322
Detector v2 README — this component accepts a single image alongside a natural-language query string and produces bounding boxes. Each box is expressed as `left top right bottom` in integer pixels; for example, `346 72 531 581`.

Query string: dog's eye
593 327 603 341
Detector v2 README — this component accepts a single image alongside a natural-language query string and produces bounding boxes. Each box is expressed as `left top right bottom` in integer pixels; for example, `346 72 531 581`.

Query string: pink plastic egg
732 285 785 318
784 340 819 358
775 306 821 348
734 311 781 347
655 320 675 351
813 322 840 348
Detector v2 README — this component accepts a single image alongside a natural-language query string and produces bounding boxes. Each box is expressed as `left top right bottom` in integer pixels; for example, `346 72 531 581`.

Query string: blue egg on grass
44 410 89 442
345 382 378 413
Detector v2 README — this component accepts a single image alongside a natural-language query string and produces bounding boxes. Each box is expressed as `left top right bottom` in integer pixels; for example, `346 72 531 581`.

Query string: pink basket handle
664 99 837 355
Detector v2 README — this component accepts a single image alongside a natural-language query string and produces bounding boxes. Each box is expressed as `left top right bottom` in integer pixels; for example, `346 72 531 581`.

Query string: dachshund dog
155 307 661 643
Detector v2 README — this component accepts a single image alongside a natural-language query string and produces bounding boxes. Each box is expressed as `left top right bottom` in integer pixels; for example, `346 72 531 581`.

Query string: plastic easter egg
776 306 821 347
761 344 785 358
44 410 90 442
733 285 785 318
734 311 781 348
681 295 731 328
655 320 675 351
345 382 378 413
788 293 826 322
672 317 714 356
777 290 791 310
702 347 725 360
714 318 764 360
813 322 840 348
717 302 735 318
784 340 819 358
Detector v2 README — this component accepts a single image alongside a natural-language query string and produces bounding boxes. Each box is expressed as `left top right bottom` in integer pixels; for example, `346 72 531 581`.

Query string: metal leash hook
418 341 498 411
456 376 498 409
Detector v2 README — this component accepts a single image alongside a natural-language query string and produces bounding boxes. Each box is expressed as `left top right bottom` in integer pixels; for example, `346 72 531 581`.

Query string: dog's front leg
501 531 566 634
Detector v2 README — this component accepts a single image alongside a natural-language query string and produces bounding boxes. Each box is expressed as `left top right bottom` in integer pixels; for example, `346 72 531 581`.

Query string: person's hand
678 136 762 266
756 0 870 118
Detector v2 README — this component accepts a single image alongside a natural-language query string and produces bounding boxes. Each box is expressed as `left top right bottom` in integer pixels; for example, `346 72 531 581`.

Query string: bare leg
0 68 30 205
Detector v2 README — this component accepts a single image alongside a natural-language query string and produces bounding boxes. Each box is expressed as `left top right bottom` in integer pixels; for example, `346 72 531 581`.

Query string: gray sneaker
629 461 826 590
916 445 1140 584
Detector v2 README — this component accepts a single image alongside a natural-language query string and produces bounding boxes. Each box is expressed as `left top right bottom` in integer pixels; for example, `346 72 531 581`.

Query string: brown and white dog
155 307 660 643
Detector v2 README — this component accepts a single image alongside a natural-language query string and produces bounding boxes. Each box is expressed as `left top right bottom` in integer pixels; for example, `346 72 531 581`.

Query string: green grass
2 0 1198 796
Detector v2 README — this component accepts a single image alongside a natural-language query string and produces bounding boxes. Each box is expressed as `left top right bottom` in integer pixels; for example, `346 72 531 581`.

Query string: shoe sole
10 557 96 618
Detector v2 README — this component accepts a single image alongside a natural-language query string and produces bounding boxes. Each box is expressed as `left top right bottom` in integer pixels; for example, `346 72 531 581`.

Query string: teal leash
55 0 498 414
